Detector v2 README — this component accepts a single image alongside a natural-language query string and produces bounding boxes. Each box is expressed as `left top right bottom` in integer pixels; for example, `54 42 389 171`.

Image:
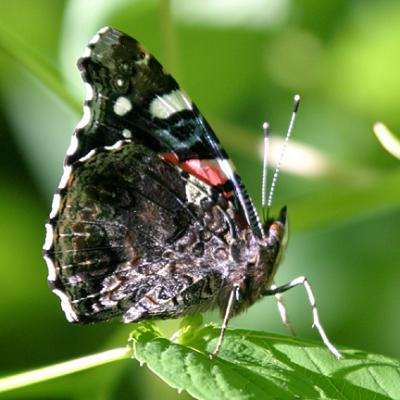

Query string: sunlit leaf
131 323 400 400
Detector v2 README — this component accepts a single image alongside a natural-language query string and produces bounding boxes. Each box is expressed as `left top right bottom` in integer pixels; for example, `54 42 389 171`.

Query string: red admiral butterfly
43 27 341 359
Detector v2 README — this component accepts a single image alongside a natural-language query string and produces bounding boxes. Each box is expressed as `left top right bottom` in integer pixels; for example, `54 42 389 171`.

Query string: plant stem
0 347 132 394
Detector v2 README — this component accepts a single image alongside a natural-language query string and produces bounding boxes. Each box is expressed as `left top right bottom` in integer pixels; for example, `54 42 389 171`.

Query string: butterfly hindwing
47 142 246 322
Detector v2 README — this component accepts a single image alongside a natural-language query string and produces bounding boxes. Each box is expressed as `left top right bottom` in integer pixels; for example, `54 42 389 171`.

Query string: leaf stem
0 347 132 394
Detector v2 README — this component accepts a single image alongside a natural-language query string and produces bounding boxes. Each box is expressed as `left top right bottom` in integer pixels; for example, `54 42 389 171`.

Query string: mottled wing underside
43 27 262 323
46 142 249 322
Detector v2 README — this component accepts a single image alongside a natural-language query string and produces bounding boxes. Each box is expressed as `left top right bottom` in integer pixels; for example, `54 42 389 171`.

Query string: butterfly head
261 205 288 281
264 206 288 244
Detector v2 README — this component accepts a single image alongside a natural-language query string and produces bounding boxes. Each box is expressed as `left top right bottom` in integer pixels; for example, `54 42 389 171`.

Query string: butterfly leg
263 276 342 359
270 281 297 336
209 284 240 359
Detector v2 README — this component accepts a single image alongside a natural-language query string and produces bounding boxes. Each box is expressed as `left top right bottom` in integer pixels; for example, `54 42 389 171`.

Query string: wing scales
46 142 237 322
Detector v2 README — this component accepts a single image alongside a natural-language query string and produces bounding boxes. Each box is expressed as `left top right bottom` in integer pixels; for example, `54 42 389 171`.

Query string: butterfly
43 27 341 359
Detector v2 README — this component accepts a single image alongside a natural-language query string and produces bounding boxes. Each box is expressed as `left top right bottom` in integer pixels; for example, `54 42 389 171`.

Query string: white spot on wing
58 165 72 189
49 193 62 219
98 26 110 34
104 140 125 151
122 129 132 138
44 255 57 281
43 223 54 251
76 105 91 130
89 33 101 45
113 96 132 116
84 82 94 101
149 90 192 119
81 47 92 58
83 28 110 58
52 289 79 322
66 135 79 156
78 149 96 163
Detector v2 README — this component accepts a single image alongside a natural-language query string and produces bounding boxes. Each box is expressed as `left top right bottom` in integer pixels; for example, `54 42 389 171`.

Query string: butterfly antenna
266 94 300 220
261 122 270 224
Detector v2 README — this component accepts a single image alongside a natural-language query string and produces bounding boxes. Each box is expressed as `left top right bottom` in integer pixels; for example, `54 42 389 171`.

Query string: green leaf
131 324 400 400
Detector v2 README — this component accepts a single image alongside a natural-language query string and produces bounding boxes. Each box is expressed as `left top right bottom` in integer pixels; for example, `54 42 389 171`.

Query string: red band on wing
161 152 228 187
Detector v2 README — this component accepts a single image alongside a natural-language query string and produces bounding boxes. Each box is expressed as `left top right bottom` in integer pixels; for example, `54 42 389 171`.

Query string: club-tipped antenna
266 94 300 220
261 122 270 223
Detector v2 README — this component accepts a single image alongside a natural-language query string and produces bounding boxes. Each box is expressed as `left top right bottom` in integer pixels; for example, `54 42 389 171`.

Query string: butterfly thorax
217 206 287 317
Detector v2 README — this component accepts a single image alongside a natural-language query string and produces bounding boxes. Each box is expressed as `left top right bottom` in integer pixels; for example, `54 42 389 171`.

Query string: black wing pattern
67 27 262 237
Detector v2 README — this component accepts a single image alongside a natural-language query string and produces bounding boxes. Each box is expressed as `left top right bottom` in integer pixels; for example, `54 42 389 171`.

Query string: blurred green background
0 0 399 399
